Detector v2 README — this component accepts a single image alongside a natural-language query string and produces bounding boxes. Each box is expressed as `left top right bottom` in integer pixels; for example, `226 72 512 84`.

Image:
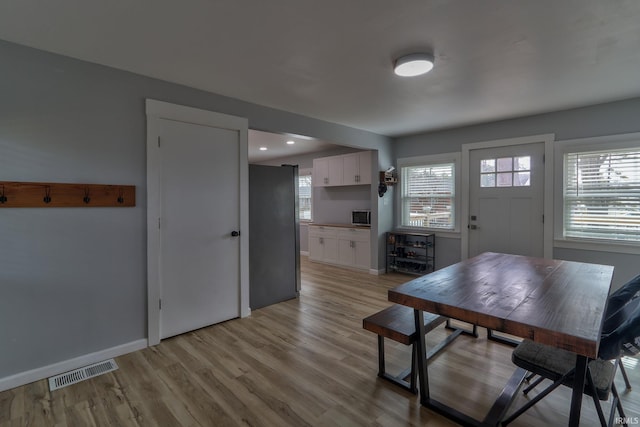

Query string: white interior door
468 143 545 258
157 118 240 339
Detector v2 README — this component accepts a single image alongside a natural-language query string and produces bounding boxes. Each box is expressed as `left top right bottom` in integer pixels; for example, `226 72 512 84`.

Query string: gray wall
312 186 371 224
393 97 640 288
375 145 395 270
0 39 391 382
395 98 640 158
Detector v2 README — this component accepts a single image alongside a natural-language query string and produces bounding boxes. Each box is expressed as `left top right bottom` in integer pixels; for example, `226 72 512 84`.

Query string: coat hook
83 187 91 204
117 187 124 204
43 186 52 204
0 185 6 204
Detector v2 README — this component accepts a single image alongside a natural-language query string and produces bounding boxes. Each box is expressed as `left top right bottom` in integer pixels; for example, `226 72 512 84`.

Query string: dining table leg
568 355 588 427
413 309 430 405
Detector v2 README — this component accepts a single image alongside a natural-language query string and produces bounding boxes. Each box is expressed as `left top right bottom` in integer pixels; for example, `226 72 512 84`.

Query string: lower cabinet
337 228 371 270
309 229 339 264
309 225 370 271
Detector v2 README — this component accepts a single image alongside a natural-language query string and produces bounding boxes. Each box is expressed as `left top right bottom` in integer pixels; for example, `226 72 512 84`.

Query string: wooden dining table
388 252 614 427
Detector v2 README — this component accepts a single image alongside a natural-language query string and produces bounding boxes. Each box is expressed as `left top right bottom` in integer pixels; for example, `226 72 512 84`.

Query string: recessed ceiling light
394 53 435 77
259 147 267 151
286 140 295 145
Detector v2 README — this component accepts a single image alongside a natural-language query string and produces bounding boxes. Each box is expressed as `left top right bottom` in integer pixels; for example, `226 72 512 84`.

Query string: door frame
460 134 555 260
145 99 250 346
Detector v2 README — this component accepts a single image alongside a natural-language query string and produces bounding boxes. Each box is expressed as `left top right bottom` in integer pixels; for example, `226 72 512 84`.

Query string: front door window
480 156 531 188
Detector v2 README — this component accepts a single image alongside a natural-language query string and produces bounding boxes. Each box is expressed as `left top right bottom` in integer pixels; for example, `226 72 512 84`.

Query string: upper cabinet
313 156 343 187
313 151 372 187
342 151 372 185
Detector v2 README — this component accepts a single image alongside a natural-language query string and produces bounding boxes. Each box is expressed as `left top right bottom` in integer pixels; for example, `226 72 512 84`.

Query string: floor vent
48 359 118 391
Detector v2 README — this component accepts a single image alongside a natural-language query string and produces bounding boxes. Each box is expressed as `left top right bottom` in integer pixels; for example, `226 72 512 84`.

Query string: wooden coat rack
0 181 136 208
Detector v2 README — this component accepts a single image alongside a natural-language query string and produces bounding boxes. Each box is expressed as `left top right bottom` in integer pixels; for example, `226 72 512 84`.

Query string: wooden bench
363 304 469 394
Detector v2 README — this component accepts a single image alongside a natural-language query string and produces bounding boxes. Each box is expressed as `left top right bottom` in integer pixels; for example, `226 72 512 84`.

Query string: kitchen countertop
307 223 371 229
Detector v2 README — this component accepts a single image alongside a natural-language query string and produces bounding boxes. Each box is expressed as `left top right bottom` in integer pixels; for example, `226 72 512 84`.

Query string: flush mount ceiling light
393 53 435 77
259 147 267 151
286 140 295 145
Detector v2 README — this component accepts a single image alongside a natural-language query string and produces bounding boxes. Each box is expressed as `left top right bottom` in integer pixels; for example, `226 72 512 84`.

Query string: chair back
599 302 640 360
603 274 640 334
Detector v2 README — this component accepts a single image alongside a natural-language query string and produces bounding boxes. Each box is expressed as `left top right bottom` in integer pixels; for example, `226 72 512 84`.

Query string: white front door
468 143 545 258
156 118 241 339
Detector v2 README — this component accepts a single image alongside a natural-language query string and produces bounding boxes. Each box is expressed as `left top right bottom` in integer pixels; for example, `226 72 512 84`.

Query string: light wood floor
1 257 638 426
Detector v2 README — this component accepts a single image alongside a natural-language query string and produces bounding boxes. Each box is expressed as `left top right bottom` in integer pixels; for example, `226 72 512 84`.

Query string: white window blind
401 163 454 229
298 174 312 221
564 148 640 242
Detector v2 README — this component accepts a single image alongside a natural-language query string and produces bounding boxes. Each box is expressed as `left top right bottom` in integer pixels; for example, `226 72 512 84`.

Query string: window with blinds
298 174 312 221
401 163 455 229
564 147 640 242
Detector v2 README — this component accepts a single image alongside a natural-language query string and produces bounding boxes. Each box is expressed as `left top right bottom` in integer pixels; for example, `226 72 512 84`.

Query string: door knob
230 230 240 237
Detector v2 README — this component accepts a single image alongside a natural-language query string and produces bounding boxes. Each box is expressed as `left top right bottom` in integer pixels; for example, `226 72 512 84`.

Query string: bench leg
376 335 418 394
377 335 386 377
409 343 418 394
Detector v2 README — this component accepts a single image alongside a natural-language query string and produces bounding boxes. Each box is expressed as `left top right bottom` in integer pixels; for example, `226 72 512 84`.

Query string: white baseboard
369 268 385 275
0 339 148 392
300 251 309 256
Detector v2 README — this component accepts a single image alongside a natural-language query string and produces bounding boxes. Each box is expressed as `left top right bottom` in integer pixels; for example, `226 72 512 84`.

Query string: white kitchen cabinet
312 157 329 187
327 156 343 186
309 225 370 271
342 151 372 186
308 234 323 261
312 156 344 187
337 227 371 270
312 151 371 187
308 226 339 263
353 239 371 270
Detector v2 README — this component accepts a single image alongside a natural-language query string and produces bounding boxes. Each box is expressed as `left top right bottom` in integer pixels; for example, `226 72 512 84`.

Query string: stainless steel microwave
351 210 371 226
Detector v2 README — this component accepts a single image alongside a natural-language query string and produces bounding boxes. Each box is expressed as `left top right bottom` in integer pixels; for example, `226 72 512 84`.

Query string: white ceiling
248 130 338 163
1 1 640 138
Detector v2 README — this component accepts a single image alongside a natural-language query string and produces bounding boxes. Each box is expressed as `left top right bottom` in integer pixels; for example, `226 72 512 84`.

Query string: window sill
554 238 640 255
396 226 461 239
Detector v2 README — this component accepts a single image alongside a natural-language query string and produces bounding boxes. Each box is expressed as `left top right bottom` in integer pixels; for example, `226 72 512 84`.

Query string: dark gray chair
601 274 640 389
523 273 640 389
502 276 640 427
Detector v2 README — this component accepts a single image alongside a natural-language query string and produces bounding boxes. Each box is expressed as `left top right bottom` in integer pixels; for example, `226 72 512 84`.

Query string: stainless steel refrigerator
249 164 301 310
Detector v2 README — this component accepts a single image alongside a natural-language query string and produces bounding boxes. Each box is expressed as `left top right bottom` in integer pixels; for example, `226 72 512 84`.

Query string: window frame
396 153 461 234
298 168 313 222
554 132 640 254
